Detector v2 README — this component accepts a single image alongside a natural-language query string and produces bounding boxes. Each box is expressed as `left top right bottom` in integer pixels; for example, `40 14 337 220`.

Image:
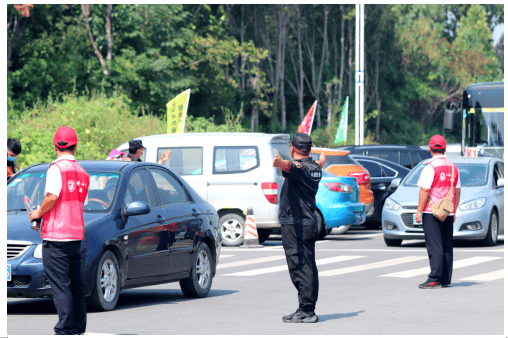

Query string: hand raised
273 155 282 167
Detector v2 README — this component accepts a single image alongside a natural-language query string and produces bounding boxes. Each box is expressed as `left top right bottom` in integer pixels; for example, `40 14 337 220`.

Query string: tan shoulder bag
427 164 455 222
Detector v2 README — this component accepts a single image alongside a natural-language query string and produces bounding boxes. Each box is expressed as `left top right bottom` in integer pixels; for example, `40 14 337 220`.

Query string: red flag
297 101 317 135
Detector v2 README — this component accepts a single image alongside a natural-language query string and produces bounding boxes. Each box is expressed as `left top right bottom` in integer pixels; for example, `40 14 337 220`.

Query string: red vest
42 159 90 240
423 157 459 214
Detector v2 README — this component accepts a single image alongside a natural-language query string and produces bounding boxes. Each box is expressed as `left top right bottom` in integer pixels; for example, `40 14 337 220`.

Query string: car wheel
180 242 213 298
219 213 245 246
384 237 402 247
481 210 498 247
257 229 271 244
88 250 120 311
315 210 327 240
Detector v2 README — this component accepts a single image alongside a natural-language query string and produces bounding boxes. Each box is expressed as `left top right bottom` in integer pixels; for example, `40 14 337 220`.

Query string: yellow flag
167 89 191 134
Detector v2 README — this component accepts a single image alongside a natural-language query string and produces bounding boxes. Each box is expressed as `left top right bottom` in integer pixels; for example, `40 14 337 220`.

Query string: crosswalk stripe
460 269 504 282
319 256 428 277
222 255 365 277
379 256 502 278
217 255 286 269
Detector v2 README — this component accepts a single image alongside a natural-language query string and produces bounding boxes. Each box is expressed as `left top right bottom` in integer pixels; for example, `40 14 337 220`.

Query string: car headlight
34 244 43 259
459 198 486 211
385 198 401 211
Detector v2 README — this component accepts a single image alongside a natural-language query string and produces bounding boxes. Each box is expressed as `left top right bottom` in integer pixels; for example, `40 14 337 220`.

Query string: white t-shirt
44 155 88 241
417 155 461 214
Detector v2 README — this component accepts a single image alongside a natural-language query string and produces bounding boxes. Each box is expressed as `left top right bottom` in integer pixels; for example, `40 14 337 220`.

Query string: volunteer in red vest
415 135 461 289
29 126 90 335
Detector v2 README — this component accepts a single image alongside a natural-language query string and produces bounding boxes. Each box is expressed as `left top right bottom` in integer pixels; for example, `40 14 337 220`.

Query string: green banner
334 96 349 144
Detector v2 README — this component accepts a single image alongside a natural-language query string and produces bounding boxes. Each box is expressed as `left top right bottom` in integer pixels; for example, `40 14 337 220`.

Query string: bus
444 81 504 159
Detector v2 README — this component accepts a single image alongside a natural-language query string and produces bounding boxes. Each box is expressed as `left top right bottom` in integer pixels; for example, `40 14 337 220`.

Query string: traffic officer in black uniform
273 132 325 323
125 139 171 164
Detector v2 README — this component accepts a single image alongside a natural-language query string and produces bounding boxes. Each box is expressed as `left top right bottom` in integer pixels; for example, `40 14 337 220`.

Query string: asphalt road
7 228 505 335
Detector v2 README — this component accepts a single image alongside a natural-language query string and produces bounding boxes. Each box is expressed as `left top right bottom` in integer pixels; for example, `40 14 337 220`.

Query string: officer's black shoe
441 283 452 288
418 279 441 289
283 310 319 323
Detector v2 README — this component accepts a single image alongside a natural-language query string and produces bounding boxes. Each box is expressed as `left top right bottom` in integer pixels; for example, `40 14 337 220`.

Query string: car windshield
403 163 489 187
7 171 121 213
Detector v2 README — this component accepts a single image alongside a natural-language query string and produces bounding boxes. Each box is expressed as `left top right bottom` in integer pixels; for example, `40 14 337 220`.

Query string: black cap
291 132 312 150
129 139 143 149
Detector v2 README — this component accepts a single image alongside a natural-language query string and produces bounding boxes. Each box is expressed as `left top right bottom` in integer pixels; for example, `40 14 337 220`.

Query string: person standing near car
7 138 22 180
272 132 325 323
29 126 90 335
126 139 171 164
415 135 461 289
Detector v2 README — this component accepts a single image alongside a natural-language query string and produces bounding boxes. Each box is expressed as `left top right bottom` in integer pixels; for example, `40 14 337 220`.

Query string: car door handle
378 185 386 190
192 209 199 217
156 215 165 224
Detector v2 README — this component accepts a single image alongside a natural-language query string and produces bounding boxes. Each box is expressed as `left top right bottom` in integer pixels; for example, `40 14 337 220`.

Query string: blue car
7 161 221 311
315 171 366 239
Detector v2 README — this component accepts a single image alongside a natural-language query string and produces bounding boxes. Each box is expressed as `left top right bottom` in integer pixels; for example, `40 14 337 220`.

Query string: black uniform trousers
42 240 87 335
422 214 454 284
281 223 319 313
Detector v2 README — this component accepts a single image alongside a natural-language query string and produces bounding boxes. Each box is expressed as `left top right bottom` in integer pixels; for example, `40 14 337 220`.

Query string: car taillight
261 182 278 204
348 172 370 185
324 182 353 193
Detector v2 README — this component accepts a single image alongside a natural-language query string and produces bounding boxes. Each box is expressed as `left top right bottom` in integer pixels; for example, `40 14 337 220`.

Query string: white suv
115 133 292 246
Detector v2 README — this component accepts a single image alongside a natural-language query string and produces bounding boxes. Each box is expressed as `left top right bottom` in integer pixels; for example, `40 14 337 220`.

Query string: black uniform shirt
7 159 16 181
278 157 322 225
126 153 142 162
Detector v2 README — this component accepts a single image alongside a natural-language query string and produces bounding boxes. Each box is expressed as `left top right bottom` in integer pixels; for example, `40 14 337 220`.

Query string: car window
213 146 259 174
357 160 382 177
411 152 422 167
457 164 488 186
123 169 155 207
499 162 504 176
272 142 292 176
368 150 399 165
149 169 191 206
157 147 203 176
400 151 412 169
310 153 357 166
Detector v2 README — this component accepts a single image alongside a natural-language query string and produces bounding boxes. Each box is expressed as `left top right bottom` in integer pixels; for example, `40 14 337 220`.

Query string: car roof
336 144 424 150
22 160 134 172
350 155 410 171
310 147 351 156
122 132 289 143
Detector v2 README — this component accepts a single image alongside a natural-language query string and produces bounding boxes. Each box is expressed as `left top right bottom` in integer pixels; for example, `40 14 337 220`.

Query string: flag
334 96 349 144
167 89 191 134
298 100 317 135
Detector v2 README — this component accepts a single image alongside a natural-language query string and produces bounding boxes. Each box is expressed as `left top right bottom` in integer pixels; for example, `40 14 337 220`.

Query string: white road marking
217 255 286 269
460 269 504 282
219 254 235 258
337 233 384 239
317 249 504 253
379 256 502 278
222 255 365 277
319 256 428 276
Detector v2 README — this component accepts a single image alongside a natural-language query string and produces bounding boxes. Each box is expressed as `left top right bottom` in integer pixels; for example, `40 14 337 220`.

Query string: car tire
481 210 498 247
384 237 402 247
315 210 327 240
257 229 271 244
219 213 245 246
180 242 213 298
88 250 120 311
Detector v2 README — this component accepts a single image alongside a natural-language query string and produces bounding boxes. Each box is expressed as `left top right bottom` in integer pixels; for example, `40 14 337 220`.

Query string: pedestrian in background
272 132 325 323
126 139 171 164
29 126 90 335
107 149 125 160
415 135 461 289
7 138 22 180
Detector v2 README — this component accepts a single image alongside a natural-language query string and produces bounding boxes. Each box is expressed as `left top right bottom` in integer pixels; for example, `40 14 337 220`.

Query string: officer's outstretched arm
273 155 291 173
317 152 326 168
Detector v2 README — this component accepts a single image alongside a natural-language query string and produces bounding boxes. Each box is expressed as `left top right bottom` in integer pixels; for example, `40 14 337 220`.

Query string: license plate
413 214 422 225
7 264 11 281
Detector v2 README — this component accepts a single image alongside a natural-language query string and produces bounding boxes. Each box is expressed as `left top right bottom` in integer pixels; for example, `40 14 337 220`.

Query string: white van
115 133 292 246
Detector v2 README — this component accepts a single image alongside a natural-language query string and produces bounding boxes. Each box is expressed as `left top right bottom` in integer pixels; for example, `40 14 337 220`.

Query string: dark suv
333 145 431 169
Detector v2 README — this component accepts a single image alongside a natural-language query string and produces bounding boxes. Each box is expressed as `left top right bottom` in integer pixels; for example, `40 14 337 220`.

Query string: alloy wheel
100 258 118 303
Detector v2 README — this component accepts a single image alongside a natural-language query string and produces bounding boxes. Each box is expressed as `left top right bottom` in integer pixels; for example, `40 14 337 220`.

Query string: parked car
315 170 366 238
334 145 431 169
115 133 291 246
7 160 221 311
309 148 374 218
382 157 504 246
350 155 410 228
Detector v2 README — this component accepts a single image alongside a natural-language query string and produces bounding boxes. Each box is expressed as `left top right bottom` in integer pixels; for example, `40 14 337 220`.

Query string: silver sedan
382 157 504 247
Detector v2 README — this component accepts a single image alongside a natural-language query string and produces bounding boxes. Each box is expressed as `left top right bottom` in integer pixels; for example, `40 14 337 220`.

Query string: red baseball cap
429 134 446 150
53 126 78 147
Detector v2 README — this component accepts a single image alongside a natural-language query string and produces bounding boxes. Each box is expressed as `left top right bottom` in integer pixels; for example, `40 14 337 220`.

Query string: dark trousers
281 223 319 313
42 240 87 335
422 214 454 284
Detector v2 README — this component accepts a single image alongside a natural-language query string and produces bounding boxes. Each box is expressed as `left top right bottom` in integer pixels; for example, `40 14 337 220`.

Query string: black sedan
350 155 410 228
7 161 222 311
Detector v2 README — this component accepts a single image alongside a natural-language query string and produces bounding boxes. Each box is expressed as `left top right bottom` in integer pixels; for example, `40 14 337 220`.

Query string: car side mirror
389 178 401 189
496 178 504 188
123 201 151 217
